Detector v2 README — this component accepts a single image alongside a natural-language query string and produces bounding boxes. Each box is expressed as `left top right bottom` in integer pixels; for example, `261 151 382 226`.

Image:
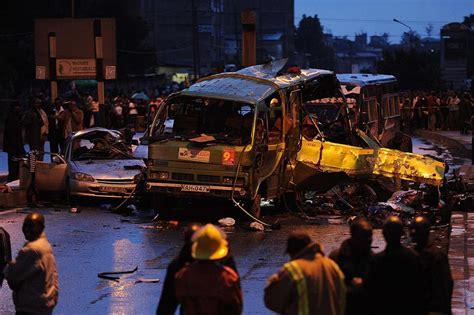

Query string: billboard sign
35 18 116 80
56 59 96 78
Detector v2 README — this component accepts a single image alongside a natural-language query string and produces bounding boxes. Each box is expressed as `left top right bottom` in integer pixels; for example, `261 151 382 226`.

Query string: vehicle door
253 96 285 197
35 153 68 192
364 96 379 139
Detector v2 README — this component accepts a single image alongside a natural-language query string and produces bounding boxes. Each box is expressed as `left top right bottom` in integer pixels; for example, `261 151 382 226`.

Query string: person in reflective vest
265 232 346 315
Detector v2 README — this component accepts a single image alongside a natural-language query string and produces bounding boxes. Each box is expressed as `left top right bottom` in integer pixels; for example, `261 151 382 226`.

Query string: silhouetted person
411 216 453 315
3 102 25 181
365 216 425 315
330 218 373 315
175 224 242 315
4 213 58 315
0 226 12 287
23 98 48 158
265 232 346 315
157 223 201 315
48 98 67 154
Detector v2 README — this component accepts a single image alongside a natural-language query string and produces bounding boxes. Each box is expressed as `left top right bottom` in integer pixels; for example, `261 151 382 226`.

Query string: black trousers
7 154 19 182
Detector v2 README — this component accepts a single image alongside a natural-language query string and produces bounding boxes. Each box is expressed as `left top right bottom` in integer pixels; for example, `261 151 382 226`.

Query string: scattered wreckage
142 59 445 224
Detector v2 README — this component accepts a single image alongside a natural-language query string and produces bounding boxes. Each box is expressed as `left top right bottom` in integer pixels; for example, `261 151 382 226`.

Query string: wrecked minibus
143 60 444 218
337 73 412 151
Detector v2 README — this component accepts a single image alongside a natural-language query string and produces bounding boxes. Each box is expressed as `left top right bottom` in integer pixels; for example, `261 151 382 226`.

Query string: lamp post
393 18 412 31
393 18 413 47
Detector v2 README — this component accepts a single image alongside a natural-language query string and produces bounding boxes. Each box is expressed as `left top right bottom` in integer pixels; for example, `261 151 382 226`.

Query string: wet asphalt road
0 137 468 315
0 207 386 315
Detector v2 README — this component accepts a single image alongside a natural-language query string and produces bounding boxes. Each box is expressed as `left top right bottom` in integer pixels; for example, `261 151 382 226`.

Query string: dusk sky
295 0 474 42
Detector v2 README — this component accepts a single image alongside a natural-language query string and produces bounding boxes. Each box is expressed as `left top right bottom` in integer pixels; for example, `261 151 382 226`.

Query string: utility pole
191 0 200 79
241 10 256 67
71 0 75 18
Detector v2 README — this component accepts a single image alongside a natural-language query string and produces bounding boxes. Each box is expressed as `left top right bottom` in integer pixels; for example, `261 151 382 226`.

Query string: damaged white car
34 128 145 201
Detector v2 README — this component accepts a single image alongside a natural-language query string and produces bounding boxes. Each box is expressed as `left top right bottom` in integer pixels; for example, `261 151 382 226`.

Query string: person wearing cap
364 216 425 315
410 216 453 314
175 224 242 315
329 218 373 315
156 223 201 315
4 213 58 315
264 232 346 315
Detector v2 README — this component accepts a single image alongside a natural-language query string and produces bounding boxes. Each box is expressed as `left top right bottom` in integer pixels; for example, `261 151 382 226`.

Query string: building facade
138 0 294 76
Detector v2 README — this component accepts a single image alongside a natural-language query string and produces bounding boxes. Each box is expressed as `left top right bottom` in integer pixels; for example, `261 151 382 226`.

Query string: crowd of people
2 86 171 182
0 213 453 315
400 90 473 134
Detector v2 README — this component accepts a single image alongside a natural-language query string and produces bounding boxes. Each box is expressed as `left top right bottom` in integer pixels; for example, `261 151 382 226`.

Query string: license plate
181 184 210 193
100 186 128 194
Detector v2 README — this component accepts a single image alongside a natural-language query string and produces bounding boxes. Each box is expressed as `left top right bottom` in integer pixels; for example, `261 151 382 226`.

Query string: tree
294 15 336 70
462 14 474 27
377 48 440 89
425 23 434 37
462 14 474 77
400 30 422 48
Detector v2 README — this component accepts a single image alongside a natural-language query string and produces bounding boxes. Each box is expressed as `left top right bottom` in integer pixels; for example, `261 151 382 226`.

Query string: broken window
149 96 255 145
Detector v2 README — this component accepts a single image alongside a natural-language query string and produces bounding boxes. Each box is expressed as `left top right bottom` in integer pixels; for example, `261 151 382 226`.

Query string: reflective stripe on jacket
284 261 310 315
265 243 346 315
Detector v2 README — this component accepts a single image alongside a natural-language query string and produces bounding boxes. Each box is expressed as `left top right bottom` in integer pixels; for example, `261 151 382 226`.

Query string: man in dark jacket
4 213 58 315
3 102 25 181
175 224 242 315
23 98 48 159
411 216 453 314
49 98 66 154
330 218 373 315
365 216 425 315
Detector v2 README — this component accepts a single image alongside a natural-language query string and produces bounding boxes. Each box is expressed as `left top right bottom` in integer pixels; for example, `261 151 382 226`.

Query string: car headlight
149 171 169 180
72 172 95 182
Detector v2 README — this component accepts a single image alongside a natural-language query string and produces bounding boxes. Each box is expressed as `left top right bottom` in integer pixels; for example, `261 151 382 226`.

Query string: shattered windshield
72 131 135 161
150 96 254 145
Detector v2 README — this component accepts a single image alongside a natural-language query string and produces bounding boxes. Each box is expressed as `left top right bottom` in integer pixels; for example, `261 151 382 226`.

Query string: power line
294 16 453 24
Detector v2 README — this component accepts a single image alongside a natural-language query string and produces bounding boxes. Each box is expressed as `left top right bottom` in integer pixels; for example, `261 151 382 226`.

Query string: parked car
34 128 146 201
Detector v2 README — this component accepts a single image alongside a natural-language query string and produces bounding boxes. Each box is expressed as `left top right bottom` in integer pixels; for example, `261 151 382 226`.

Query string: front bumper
69 179 136 199
145 181 246 198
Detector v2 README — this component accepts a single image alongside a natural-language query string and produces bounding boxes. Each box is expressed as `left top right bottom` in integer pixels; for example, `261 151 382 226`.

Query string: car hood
71 159 145 180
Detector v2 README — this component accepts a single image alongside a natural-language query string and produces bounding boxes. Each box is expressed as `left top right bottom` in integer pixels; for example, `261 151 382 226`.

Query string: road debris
249 222 265 231
135 277 160 284
218 217 236 227
98 266 138 282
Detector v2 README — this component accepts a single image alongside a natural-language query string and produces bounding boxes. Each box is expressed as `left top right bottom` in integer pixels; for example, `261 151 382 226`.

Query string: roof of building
182 60 333 103
336 73 397 87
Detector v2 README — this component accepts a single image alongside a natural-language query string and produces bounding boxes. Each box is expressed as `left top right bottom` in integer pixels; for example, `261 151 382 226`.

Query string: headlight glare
73 172 95 182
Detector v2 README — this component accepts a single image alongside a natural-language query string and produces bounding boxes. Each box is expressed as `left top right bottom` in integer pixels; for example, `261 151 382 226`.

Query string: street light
393 18 414 47
393 18 412 31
